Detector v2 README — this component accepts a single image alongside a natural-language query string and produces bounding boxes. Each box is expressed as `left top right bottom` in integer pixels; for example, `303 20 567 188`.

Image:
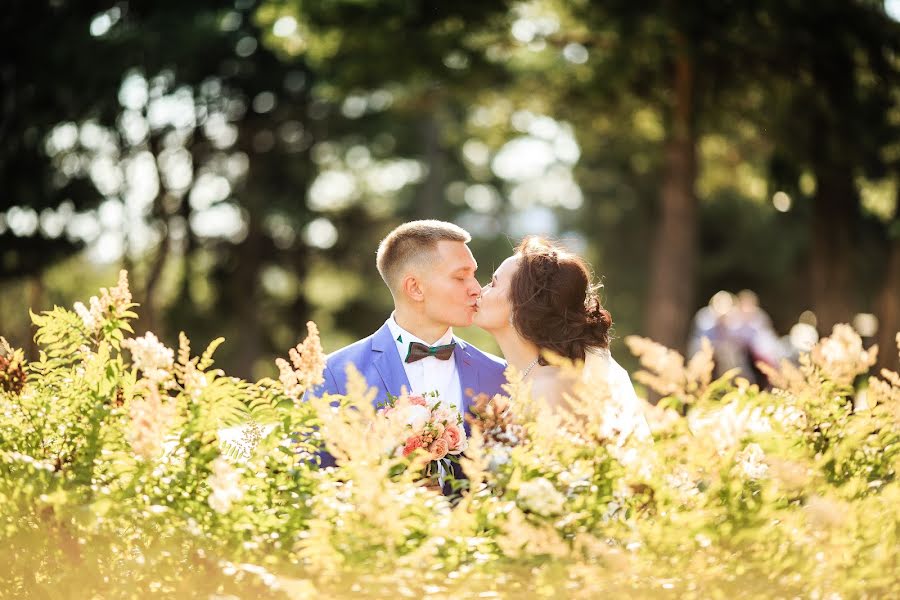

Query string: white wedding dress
581 347 652 445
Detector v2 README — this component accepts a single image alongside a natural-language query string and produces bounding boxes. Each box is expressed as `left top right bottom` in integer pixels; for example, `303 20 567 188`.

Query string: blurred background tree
2 0 899 375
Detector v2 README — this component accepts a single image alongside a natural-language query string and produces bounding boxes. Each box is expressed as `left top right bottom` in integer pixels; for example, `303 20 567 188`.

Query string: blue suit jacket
313 322 507 418
307 322 507 471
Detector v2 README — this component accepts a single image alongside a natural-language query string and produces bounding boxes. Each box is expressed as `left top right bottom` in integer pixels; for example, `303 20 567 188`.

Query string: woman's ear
401 275 425 303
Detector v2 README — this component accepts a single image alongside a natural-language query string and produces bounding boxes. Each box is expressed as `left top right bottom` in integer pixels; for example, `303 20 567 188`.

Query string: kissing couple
311 220 645 472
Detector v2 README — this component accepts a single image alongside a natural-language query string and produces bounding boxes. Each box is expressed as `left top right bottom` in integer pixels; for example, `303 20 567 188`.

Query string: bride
473 236 649 441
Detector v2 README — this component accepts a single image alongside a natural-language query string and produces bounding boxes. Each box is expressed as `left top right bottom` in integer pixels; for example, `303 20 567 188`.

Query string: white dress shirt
386 314 463 417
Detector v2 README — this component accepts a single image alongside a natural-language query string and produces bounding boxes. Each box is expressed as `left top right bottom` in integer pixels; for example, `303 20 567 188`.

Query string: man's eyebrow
453 264 477 273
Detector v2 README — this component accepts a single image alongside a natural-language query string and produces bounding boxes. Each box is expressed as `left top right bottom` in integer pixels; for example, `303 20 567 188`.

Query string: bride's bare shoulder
529 367 575 406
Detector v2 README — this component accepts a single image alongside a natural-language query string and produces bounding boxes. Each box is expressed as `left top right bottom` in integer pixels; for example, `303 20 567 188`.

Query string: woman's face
473 254 519 332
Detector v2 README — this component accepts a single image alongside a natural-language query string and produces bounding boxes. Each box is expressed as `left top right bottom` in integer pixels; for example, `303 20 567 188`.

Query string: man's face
417 240 481 328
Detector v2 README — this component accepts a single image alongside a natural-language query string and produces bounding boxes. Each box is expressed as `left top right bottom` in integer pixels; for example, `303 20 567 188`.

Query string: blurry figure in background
688 290 782 386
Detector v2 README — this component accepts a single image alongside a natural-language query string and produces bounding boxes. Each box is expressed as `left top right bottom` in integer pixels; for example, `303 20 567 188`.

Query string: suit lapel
454 339 478 424
371 323 411 404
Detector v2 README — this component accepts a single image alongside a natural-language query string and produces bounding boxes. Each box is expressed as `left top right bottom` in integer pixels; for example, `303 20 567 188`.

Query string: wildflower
624 336 688 396
73 270 134 334
643 403 681 436
517 477 566 517
109 269 133 306
129 388 176 460
122 332 176 388
240 421 264 454
665 467 701 500
558 460 593 493
0 345 27 395
73 301 97 332
467 393 526 449
735 443 768 480
689 400 770 454
810 324 877 386
625 336 715 400
487 447 511 472
182 361 208 400
277 321 326 400
804 494 848 529
207 456 244 513
767 458 811 492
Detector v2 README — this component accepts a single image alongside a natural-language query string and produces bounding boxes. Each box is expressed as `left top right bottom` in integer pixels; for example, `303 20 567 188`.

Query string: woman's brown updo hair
509 236 612 364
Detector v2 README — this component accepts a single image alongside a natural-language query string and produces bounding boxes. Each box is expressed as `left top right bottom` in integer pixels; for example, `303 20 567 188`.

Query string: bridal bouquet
378 392 468 479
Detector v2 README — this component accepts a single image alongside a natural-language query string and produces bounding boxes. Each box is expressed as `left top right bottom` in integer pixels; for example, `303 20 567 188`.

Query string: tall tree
763 1 900 336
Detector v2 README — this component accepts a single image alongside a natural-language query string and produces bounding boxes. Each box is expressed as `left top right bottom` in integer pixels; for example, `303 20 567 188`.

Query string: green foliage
2 277 900 597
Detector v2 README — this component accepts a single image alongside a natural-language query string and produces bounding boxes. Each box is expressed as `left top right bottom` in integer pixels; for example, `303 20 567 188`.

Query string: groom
310 220 507 472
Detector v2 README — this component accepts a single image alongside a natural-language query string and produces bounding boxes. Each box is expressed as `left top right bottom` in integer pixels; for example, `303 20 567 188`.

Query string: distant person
688 290 781 386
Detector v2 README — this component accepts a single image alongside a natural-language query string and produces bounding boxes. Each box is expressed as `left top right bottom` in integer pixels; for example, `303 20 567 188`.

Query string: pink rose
403 435 424 457
442 425 461 450
408 395 428 407
428 438 449 460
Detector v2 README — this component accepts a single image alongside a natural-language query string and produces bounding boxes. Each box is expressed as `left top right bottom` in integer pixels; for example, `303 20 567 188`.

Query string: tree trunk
231 223 264 380
809 168 857 333
645 41 697 353
416 110 443 219
26 275 44 360
875 231 900 373
136 222 171 336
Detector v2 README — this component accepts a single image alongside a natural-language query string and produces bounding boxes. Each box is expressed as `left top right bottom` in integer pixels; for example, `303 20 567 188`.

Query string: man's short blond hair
376 220 471 293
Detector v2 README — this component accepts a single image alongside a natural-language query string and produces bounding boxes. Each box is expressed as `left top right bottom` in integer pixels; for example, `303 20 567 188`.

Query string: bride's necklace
522 357 540 379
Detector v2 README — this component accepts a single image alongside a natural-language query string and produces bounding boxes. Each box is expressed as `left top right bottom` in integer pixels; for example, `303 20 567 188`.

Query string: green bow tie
405 341 457 363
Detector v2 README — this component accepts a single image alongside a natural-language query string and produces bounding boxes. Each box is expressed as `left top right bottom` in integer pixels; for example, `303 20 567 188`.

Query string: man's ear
401 274 425 302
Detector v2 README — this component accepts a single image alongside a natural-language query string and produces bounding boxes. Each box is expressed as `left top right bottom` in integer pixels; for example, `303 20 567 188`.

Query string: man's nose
467 278 482 296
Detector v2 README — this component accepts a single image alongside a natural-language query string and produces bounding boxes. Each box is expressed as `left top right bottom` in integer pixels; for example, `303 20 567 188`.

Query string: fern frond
219 438 251 461
198 337 225 372
194 374 251 429
29 307 90 374
242 380 283 423
175 332 192 380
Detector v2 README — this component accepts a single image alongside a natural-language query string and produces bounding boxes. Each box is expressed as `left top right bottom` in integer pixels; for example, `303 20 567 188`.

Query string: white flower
487 447 510 472
516 477 566 517
735 443 768 480
122 332 175 387
72 271 134 334
394 404 430 431
129 388 176 460
557 460 593 493
73 301 97 332
665 467 701 499
689 401 771 454
183 363 208 400
431 406 456 425
207 456 244 513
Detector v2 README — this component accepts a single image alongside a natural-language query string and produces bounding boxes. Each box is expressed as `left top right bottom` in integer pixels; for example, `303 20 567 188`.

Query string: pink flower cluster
380 394 467 462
